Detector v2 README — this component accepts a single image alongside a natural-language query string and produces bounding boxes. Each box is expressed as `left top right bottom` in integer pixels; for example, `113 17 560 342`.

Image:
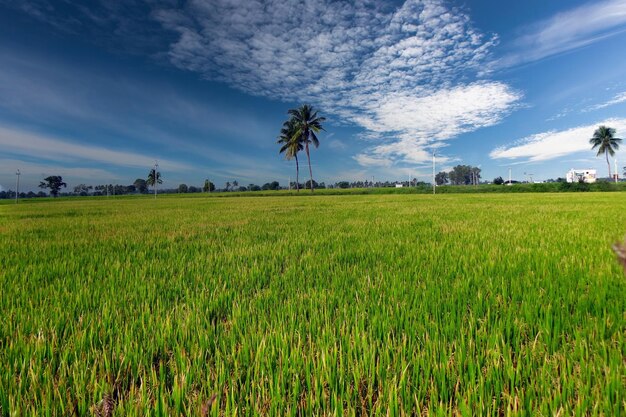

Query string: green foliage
278 118 303 192
38 175 67 197
493 176 504 185
203 180 215 192
134 178 148 193
261 181 280 191
178 184 188 193
590 125 622 177
448 165 481 185
147 169 162 187
435 171 449 185
1 194 625 415
287 104 325 192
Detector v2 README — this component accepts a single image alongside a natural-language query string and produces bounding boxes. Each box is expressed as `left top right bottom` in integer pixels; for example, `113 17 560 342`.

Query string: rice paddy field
1 192 625 416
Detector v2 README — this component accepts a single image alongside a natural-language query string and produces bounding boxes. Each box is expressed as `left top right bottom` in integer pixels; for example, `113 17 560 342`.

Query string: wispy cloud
494 0 626 69
0 125 190 171
0 158 117 190
154 0 520 167
584 91 626 111
490 118 626 162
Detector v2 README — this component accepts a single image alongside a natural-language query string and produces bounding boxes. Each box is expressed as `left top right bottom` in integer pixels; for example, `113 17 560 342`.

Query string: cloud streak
489 118 626 162
0 125 190 171
495 0 626 68
584 91 626 111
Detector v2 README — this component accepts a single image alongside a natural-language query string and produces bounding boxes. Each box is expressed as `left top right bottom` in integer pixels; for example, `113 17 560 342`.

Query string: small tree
493 176 504 185
73 184 93 196
146 169 162 189
178 184 188 193
435 171 449 185
203 179 215 192
134 178 148 193
39 176 67 197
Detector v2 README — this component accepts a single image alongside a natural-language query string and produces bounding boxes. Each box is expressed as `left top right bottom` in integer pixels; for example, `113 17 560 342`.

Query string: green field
1 193 625 416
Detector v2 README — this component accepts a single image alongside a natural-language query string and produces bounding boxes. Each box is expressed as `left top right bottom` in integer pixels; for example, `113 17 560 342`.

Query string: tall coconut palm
146 168 162 188
590 126 622 178
278 118 303 192
288 104 325 192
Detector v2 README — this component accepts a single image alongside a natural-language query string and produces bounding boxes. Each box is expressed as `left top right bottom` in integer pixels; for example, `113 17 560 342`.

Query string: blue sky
1 0 626 191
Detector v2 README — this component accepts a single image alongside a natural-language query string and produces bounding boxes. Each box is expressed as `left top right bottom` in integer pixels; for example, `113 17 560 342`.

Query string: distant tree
73 184 93 196
493 176 504 185
203 179 215 192
590 125 622 178
146 169 162 189
225 181 231 191
288 104 325 192
249 184 261 191
39 176 67 197
237 186 247 192
126 185 136 194
188 186 200 193
232 180 239 190
435 171 449 185
178 183 188 193
336 181 350 189
134 178 148 193
449 165 481 185
305 179 319 189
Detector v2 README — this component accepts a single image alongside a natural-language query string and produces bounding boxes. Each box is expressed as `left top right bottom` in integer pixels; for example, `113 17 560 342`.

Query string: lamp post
432 151 436 194
154 161 159 199
15 169 20 204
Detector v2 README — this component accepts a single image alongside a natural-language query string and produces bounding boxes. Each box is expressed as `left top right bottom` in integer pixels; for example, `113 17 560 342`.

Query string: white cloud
0 125 190 171
585 91 626 111
154 0 519 167
490 118 626 162
495 0 626 68
328 139 347 151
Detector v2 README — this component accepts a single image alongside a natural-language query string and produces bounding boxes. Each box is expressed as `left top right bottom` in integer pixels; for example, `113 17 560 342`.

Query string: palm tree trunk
306 142 314 192
295 154 300 192
606 150 612 180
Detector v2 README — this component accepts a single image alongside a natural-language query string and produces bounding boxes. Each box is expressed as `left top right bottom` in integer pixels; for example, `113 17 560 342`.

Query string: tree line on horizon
3 125 623 199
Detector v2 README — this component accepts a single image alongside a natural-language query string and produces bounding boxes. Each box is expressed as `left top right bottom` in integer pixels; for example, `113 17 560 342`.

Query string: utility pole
509 167 512 185
432 151 436 195
615 158 618 183
15 169 20 204
154 160 159 199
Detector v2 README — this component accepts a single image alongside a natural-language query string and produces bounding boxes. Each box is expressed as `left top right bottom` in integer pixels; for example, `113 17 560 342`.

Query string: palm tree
288 104 325 192
590 126 622 179
146 168 162 188
278 118 303 192
225 181 231 191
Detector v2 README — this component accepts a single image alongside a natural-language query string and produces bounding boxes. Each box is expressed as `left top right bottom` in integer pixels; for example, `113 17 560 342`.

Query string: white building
566 169 597 183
